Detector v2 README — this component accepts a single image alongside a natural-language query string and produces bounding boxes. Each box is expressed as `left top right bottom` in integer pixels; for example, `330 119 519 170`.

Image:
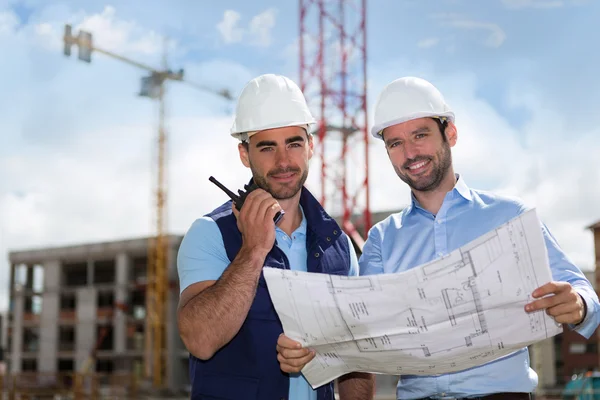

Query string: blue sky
1 0 599 311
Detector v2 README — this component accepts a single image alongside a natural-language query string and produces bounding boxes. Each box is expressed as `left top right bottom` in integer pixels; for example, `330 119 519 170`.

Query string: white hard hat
230 74 317 141
371 77 455 140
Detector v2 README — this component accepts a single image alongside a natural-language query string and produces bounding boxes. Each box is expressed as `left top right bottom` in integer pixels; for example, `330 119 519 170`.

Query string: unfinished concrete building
6 235 188 393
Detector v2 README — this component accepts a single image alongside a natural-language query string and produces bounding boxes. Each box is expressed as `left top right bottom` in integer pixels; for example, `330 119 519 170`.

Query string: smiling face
382 117 457 193
238 126 314 200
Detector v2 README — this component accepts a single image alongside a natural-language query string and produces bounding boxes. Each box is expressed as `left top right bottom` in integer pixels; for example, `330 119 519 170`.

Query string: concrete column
38 260 61 372
11 292 24 372
114 253 130 357
75 287 97 371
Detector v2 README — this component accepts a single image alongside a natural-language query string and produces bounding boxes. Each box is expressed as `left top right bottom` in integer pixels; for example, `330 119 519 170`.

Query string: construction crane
299 0 371 249
62 24 233 388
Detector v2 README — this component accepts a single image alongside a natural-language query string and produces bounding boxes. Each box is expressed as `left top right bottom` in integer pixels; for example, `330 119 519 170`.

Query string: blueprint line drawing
263 209 564 388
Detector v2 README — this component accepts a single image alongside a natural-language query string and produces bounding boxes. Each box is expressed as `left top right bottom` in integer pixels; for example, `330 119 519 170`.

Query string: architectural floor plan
263 209 563 388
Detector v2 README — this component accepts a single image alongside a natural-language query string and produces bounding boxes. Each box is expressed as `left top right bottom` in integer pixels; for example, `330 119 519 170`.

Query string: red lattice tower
299 0 371 246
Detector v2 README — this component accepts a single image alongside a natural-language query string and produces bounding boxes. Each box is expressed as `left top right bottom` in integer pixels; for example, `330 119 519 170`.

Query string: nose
274 147 290 167
403 141 419 160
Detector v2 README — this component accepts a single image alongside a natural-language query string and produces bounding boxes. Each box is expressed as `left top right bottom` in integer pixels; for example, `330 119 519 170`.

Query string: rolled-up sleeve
543 222 600 338
358 226 385 276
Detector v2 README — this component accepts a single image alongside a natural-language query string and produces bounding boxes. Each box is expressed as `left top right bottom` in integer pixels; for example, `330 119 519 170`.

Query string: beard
250 163 309 200
394 141 452 192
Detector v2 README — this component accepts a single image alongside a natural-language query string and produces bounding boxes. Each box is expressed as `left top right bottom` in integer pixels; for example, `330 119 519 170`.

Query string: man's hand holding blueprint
264 209 563 388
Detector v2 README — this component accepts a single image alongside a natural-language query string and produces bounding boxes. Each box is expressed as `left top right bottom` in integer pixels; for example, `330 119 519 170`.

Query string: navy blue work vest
189 185 351 400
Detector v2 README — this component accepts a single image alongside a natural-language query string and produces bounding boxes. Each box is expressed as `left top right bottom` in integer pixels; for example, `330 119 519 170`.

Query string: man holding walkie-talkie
176 74 374 400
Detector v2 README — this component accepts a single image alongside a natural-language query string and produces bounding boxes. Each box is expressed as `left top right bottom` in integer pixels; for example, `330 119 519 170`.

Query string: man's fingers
546 302 579 318
277 334 302 349
258 196 281 221
532 281 568 298
525 296 560 312
277 351 314 367
266 201 283 221
277 346 311 360
526 286 579 312
240 189 270 220
277 351 316 372
554 311 583 325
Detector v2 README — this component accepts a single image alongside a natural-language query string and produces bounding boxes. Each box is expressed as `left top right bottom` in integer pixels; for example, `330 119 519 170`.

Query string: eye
388 141 401 149
260 147 273 152
415 133 426 139
289 143 302 148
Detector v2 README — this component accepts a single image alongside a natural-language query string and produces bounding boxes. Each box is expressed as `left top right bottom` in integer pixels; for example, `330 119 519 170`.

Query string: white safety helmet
371 76 455 140
230 74 317 141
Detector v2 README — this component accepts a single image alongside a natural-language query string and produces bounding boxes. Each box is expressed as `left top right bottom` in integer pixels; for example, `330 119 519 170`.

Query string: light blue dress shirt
359 175 600 400
178 206 359 400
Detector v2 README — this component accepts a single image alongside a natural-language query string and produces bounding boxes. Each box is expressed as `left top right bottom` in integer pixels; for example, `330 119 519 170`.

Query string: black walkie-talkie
209 176 284 224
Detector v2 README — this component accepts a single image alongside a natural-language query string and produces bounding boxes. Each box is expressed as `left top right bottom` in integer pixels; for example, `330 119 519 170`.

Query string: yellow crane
63 24 233 387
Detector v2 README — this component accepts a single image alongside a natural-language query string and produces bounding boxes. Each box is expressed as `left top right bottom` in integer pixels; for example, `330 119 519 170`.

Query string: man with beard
360 76 600 399
177 74 374 400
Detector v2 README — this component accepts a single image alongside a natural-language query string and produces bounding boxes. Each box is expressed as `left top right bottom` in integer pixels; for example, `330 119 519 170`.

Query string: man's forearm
178 247 265 359
338 372 375 400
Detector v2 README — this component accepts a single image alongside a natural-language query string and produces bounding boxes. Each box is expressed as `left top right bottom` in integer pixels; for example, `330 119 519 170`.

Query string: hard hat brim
371 111 455 140
231 121 317 140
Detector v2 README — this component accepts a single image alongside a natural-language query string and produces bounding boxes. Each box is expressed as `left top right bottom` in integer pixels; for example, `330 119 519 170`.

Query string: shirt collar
405 173 473 215
454 174 473 202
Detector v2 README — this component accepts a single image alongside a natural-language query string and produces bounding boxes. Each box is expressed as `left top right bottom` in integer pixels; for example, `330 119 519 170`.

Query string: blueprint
263 208 564 388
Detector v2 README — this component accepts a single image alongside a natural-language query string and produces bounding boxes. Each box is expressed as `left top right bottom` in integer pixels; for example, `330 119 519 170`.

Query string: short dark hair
433 118 448 142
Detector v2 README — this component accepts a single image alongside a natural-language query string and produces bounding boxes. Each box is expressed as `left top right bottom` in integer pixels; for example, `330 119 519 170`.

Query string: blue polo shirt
178 206 359 400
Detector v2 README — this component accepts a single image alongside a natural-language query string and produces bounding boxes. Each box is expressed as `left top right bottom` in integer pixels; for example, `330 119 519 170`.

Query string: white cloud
0 5 171 57
74 5 165 55
434 14 506 48
417 37 440 49
249 8 277 47
216 10 244 44
216 8 277 47
0 10 18 35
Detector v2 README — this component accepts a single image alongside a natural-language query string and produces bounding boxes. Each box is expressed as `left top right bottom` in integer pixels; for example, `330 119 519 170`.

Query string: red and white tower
299 0 371 245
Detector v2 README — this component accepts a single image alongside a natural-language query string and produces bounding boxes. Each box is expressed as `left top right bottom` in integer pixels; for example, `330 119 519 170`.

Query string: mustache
403 156 431 170
268 167 301 176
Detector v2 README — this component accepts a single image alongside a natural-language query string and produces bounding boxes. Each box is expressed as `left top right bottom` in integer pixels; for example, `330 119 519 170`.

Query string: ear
445 122 458 147
307 134 314 160
238 143 251 168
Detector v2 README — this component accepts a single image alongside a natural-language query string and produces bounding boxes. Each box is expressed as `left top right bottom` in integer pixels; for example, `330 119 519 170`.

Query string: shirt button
436 219 442 224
